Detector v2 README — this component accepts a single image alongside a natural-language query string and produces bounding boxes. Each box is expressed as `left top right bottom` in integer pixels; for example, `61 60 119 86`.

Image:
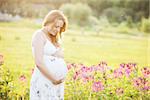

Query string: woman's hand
52 48 64 58
51 78 65 85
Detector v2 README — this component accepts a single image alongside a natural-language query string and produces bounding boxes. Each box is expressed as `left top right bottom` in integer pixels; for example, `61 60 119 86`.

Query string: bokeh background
0 0 150 99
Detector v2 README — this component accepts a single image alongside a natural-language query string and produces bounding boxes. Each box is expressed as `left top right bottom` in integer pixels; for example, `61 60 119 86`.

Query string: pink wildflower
113 68 123 78
19 75 26 82
133 77 150 91
141 67 150 78
92 81 104 92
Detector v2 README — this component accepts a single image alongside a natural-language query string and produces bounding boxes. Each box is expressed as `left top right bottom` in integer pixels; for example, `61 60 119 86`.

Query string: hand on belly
44 56 68 80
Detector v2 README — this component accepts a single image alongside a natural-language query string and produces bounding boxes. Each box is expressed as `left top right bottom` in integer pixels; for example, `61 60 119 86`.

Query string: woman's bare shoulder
32 30 46 40
31 29 46 45
32 30 42 38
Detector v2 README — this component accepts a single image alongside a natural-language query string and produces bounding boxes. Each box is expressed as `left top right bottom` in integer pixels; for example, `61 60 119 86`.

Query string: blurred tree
70 0 112 17
102 7 127 22
70 0 149 22
60 3 92 25
140 18 150 33
123 0 149 21
0 0 70 17
0 0 149 22
0 0 26 15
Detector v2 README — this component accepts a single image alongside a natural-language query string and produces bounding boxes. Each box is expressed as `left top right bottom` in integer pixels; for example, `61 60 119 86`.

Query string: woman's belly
43 55 68 80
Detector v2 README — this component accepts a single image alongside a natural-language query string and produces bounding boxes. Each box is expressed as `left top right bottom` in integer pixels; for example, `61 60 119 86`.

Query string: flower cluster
113 63 137 78
133 77 150 91
67 62 150 95
141 67 150 78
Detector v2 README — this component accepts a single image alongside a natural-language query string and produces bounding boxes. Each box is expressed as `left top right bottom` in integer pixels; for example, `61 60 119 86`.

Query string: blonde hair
42 10 68 46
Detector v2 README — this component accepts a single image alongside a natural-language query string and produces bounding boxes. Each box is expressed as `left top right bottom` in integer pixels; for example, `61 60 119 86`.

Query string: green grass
64 29 149 67
0 19 149 82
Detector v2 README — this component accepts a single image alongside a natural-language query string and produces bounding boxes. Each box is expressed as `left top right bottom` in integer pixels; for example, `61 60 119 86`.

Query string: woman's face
47 19 64 36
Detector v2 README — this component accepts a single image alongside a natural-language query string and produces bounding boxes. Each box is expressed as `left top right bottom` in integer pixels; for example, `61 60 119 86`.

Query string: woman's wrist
49 76 56 83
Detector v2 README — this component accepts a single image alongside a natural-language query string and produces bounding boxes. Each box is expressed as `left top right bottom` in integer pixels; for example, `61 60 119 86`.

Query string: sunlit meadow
0 19 149 99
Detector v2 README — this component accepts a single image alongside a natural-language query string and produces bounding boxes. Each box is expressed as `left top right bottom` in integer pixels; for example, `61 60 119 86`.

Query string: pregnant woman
30 10 68 100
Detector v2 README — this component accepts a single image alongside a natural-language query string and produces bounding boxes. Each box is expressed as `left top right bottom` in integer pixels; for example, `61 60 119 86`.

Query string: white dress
30 30 68 100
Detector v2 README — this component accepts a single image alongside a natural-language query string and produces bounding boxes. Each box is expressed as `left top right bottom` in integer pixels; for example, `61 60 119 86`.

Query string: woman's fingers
52 78 65 85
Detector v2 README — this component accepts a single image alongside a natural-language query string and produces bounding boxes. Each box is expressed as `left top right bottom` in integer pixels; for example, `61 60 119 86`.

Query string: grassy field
0 19 149 83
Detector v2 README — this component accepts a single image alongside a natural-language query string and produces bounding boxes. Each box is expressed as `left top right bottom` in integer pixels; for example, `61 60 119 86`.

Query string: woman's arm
32 32 64 85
